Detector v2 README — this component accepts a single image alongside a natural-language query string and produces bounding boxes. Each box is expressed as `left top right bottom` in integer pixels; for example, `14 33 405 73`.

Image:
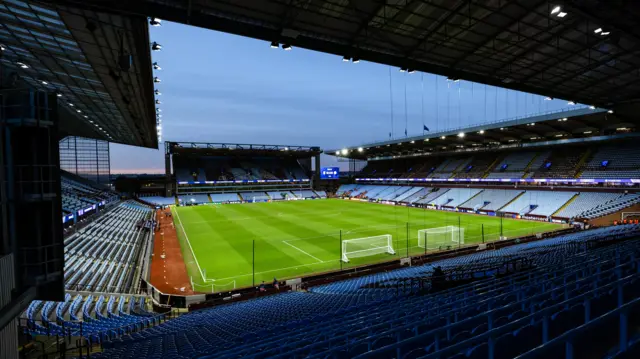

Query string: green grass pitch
172 199 564 291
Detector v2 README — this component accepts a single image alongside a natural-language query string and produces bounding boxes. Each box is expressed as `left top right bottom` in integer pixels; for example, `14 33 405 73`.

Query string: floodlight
156 100 161 104
358 147 364 152
458 132 465 138
155 89 161 95
0 44 5 51
589 105 596 110
601 32 610 36
608 110 614 114
341 148 348 155
479 130 485 134
441 136 446 139
342 56 350 62
352 57 360 63
16 61 28 69
68 103 74 107
568 101 575 105
407 69 415 74
55 91 62 97
151 42 162 51
282 44 292 51
544 96 552 100
150 18 162 26
40 80 48 85
335 150 340 155
557 12 567 17
153 77 161 83
551 6 561 14
270 41 279 49
399 68 407 72
500 127 504 130
153 62 161 70
594 28 602 34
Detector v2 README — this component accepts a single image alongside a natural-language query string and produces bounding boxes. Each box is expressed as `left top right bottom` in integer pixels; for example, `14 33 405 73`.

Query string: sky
110 21 576 174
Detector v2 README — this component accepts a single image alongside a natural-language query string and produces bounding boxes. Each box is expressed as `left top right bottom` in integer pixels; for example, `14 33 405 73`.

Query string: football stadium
2 1 640 359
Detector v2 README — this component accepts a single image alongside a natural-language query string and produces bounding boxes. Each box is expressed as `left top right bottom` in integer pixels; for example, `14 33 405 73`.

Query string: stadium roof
0 0 158 147
331 106 639 160
167 141 322 158
49 0 640 110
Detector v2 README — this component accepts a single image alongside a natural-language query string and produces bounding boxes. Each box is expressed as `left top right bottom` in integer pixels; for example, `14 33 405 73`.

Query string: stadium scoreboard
320 167 340 179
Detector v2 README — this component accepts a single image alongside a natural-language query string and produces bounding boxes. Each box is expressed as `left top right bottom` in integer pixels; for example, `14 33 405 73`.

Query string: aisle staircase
522 153 541 178
574 149 593 178
552 193 580 217
496 191 526 212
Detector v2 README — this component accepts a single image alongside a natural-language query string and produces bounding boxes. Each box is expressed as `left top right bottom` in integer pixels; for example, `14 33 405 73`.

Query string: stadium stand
455 153 499 179
580 193 640 219
238 192 270 201
178 194 211 205
581 144 640 179
62 172 118 217
64 201 153 293
210 193 242 202
500 190 576 217
532 147 587 179
486 151 540 179
553 192 623 219
459 189 524 212
80 224 640 359
429 157 473 179
138 196 176 206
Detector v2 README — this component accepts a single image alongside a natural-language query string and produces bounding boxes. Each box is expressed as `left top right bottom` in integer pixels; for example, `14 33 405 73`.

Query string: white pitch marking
282 240 324 263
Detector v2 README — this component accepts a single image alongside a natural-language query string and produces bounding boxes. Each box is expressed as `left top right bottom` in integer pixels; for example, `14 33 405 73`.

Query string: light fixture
282 44 292 51
16 61 28 69
153 77 161 83
0 44 5 51
555 134 564 137
447 77 460 82
557 12 567 17
284 147 289 151
151 42 162 51
568 101 576 105
441 136 446 139
83 115 88 118
458 132 465 138
68 103 74 107
155 89 161 95
500 127 505 130
342 56 350 62
55 91 62 97
479 130 485 134
358 147 363 152
584 131 592 134
601 31 610 36
352 57 360 63
76 109 81 113
589 105 596 110
608 110 614 114
341 148 348 155
410 140 415 143
150 18 162 26
594 28 602 34
155 100 161 104
153 62 161 70
399 67 407 72
270 41 279 49
551 6 561 14
41 80 48 85
544 96 553 101
335 151 340 155
424 139 429 142
156 108 162 112
407 69 416 74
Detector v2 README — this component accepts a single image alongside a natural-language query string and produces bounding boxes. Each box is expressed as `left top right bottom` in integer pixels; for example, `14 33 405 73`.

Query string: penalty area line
282 240 325 263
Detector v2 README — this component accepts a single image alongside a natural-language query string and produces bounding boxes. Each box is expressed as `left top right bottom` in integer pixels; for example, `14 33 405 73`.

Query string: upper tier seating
581 144 640 179
432 188 482 207
64 201 152 293
533 147 586 179
486 151 539 179
490 190 576 217
454 154 498 179
89 224 640 359
429 157 473 179
580 193 640 219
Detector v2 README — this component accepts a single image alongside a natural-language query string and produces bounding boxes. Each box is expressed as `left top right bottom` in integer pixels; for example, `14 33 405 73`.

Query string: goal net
341 234 395 262
418 226 464 249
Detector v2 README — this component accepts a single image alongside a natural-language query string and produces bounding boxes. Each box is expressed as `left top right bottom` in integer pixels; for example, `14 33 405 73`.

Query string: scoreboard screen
320 167 340 180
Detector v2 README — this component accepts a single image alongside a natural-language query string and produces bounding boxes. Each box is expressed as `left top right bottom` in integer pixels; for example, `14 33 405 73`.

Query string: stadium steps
522 151 543 178
497 191 526 212
482 156 503 178
574 148 593 178
458 190 485 208
207 194 212 202
552 193 580 217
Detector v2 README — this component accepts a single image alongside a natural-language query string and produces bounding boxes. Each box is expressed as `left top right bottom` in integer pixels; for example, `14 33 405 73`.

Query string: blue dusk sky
110 21 576 173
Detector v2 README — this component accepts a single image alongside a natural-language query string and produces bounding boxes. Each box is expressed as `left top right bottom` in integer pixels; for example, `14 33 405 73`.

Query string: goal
341 234 395 262
418 226 464 249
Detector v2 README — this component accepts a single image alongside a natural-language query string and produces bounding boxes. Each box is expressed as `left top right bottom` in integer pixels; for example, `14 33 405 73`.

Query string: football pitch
172 199 564 291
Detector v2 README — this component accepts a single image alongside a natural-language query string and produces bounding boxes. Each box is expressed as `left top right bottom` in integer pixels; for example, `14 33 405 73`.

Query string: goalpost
621 212 640 221
341 234 395 262
418 225 465 249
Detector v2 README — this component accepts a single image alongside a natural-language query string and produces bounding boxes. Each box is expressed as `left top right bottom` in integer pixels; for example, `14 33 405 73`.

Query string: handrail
229 245 636 359
358 271 639 359
514 296 640 358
